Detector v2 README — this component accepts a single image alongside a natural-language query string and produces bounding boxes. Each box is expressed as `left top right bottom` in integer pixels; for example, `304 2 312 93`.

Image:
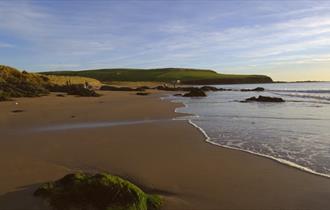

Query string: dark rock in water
253 87 265 91
136 92 150 96
34 172 162 210
218 88 232 91
183 89 207 97
11 109 24 113
242 95 285 103
241 87 265 92
173 93 183 96
200 86 218 91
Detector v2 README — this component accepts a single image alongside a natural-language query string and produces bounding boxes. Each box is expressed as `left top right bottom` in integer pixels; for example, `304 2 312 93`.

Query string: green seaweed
34 172 162 210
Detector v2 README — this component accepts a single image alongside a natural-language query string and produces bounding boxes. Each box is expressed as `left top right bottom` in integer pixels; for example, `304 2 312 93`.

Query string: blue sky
0 0 330 81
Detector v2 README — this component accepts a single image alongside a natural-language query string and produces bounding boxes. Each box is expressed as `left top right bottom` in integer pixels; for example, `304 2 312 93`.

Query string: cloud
0 42 14 48
0 0 330 80
0 1 115 56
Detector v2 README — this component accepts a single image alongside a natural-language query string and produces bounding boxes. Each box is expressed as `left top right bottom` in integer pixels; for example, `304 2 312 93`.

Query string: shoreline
169 97 330 179
1 91 330 209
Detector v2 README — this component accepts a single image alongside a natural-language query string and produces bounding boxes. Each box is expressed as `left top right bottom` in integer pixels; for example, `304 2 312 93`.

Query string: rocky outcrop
200 86 219 91
183 88 207 97
242 96 285 103
47 84 100 97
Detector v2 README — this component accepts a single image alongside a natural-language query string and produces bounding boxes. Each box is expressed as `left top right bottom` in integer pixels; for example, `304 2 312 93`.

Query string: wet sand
0 91 330 210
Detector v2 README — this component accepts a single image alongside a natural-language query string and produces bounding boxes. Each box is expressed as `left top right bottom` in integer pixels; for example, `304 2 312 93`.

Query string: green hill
41 68 273 85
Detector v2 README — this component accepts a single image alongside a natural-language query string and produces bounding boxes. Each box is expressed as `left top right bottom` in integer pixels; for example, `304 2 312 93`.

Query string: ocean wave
170 96 330 179
268 89 330 94
198 114 329 121
186 118 330 179
272 92 330 102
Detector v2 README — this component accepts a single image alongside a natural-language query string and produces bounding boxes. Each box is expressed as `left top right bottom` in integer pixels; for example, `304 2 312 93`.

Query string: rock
173 93 183 96
183 89 207 97
47 84 100 97
241 87 265 92
56 94 65 97
11 109 24 113
242 95 285 103
100 85 145 92
253 87 265 91
136 92 150 96
66 84 100 97
139 86 150 90
200 86 218 91
34 172 162 210
0 95 9 101
218 88 232 91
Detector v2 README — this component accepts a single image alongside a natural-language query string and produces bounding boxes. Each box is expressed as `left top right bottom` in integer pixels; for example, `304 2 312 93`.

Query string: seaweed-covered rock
34 172 162 210
183 89 207 97
242 96 285 103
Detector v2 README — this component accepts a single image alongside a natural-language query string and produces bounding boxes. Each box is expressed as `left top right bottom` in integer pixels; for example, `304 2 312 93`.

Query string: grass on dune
0 65 102 100
46 75 101 87
0 65 50 100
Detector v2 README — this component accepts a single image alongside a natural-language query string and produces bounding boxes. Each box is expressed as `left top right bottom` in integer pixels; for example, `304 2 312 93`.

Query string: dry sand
0 91 330 210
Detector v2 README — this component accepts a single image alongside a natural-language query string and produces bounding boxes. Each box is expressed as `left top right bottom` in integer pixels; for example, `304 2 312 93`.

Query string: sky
0 0 330 81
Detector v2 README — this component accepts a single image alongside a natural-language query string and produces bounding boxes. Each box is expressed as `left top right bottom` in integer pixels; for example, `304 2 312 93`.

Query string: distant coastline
274 80 330 83
40 67 273 85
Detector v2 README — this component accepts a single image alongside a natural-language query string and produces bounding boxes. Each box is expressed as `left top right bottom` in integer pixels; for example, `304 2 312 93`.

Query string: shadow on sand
0 184 50 210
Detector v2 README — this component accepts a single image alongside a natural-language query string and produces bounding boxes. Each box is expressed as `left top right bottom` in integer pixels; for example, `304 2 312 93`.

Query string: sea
169 82 330 177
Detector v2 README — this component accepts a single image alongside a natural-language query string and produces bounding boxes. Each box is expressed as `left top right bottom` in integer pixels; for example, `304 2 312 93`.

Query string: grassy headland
41 68 273 85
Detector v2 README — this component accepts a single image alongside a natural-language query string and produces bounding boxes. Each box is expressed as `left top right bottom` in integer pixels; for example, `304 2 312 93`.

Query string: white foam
165 96 330 179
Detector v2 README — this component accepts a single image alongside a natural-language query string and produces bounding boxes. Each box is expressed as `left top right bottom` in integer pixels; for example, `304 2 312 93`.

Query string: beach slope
0 91 330 210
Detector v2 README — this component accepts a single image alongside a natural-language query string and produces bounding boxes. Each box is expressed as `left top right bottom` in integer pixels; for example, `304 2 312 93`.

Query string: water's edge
164 95 330 179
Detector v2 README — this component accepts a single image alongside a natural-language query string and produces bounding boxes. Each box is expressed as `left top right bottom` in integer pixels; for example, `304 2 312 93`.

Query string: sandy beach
1 91 330 210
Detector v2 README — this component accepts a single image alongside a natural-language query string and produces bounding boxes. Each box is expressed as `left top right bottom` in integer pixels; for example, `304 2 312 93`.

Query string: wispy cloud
0 0 330 80
0 42 14 48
